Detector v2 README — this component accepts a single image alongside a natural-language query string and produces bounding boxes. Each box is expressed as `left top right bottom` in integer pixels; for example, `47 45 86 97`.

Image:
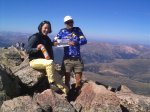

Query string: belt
64 57 81 60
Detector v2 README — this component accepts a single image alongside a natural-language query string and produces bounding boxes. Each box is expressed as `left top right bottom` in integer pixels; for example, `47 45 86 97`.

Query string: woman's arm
26 35 39 54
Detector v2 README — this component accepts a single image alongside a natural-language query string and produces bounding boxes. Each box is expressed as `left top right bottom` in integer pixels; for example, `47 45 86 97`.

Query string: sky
0 0 150 44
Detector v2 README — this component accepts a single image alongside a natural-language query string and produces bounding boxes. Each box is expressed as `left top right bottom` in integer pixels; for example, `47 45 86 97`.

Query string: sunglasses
65 20 73 24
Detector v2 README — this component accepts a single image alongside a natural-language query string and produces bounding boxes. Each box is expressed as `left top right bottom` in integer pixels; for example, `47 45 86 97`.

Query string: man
54 16 87 91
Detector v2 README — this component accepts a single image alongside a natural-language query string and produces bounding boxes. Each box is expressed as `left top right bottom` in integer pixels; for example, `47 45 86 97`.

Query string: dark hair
38 20 52 33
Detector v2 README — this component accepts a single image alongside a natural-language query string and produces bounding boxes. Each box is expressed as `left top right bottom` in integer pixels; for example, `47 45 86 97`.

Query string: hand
54 42 59 46
37 44 43 50
68 41 75 46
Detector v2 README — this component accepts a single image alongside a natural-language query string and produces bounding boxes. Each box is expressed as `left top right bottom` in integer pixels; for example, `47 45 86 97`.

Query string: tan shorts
62 57 84 73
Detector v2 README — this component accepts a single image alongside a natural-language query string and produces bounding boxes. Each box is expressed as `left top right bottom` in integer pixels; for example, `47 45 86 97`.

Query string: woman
27 20 68 94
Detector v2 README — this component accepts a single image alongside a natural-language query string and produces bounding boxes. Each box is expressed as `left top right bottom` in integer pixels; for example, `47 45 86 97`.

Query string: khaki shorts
62 57 84 73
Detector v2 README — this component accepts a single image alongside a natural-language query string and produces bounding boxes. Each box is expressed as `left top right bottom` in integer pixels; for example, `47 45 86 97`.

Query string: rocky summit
0 47 150 112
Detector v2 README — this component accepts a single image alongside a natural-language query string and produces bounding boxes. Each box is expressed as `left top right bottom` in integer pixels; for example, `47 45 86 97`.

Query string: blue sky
0 0 150 44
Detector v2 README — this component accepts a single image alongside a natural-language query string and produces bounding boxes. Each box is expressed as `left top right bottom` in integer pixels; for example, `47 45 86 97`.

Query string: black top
27 33 54 61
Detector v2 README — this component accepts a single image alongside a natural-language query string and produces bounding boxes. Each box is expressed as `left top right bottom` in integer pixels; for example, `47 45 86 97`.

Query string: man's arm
73 27 87 45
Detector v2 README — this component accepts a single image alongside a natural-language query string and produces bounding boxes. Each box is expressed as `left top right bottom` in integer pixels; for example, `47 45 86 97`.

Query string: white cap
64 16 73 22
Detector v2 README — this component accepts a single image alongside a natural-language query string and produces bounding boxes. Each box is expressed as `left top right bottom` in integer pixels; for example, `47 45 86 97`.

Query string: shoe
49 82 59 91
74 86 82 95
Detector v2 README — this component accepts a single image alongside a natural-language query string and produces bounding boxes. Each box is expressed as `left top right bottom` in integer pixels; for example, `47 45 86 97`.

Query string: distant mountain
84 71 150 96
0 31 56 47
80 43 150 96
81 42 150 63
53 42 150 65
84 59 150 86
0 31 30 47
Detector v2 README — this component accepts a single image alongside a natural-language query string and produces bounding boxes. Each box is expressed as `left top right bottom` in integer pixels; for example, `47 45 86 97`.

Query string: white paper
56 38 70 47
57 44 70 47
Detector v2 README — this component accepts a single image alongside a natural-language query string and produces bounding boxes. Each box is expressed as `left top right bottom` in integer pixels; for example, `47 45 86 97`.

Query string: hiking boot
74 86 82 95
49 82 59 91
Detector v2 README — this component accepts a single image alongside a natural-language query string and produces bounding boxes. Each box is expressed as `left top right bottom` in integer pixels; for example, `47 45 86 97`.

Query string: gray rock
117 85 133 93
0 47 49 95
116 85 150 112
74 81 122 112
0 47 23 69
0 64 20 106
34 89 75 112
13 58 46 88
0 96 42 112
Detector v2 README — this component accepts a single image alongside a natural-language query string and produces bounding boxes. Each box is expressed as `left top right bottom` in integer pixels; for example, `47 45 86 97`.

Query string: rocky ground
0 46 150 112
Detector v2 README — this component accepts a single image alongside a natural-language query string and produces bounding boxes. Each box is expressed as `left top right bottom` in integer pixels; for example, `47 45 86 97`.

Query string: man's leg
74 58 84 89
75 72 82 88
65 72 71 89
63 59 73 90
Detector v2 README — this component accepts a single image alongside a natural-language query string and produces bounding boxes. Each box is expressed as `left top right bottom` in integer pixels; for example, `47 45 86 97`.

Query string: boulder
0 96 42 112
13 59 46 88
117 85 133 93
0 47 23 69
74 81 121 112
0 47 49 95
12 59 50 95
116 85 150 112
0 64 20 106
34 89 75 112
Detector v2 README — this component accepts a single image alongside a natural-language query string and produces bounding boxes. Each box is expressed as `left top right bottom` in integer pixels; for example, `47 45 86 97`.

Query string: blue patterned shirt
54 27 87 57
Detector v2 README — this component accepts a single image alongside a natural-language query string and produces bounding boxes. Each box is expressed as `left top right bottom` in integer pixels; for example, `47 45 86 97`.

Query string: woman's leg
30 59 68 94
29 59 54 83
53 70 69 94
45 63 55 83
